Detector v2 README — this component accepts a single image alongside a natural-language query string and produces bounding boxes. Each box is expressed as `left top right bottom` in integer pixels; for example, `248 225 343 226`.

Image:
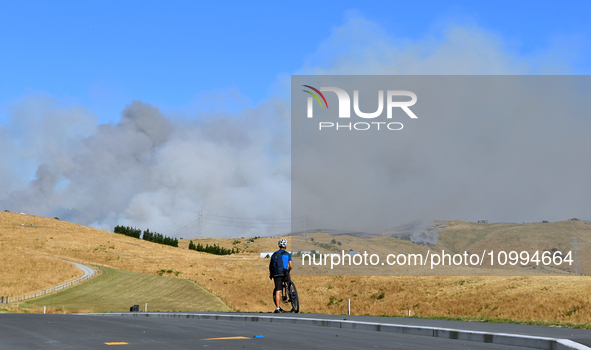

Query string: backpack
270 250 287 276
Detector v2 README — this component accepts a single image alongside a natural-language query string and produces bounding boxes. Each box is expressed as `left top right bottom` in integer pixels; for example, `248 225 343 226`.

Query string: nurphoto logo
302 85 418 131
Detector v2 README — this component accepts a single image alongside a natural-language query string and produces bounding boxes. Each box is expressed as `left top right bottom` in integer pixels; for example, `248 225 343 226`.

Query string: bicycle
279 276 299 313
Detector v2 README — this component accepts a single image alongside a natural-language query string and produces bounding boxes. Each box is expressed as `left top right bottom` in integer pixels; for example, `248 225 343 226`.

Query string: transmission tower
300 215 308 240
196 211 203 237
572 236 582 276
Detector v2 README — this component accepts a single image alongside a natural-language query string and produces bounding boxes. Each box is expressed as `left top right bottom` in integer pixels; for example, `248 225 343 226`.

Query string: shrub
371 292 386 300
328 296 343 306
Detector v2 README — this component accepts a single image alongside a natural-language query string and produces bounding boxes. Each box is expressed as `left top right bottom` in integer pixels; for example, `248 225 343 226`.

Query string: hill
182 219 591 276
2 212 591 326
0 211 236 312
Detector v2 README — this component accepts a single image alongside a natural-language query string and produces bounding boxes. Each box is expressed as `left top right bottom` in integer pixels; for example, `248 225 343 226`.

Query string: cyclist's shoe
282 296 287 302
274 308 281 313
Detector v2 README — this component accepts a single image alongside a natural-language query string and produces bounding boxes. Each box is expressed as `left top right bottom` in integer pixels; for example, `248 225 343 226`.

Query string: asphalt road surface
1 313 590 350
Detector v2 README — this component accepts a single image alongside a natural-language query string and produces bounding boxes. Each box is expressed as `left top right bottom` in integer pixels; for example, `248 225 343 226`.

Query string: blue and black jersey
277 249 292 270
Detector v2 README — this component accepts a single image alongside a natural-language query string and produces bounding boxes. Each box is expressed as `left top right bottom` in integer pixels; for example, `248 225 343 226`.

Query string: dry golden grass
294 275 591 323
2 211 591 324
0 246 82 297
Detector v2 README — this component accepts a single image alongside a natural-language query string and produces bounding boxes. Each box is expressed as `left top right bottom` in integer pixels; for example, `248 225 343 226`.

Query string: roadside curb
80 312 590 350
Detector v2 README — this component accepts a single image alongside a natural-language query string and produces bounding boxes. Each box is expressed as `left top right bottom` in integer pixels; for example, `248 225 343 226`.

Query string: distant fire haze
0 17 586 237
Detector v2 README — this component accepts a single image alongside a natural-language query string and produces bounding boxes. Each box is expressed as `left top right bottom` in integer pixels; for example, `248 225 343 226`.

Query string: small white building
260 251 275 258
260 250 318 258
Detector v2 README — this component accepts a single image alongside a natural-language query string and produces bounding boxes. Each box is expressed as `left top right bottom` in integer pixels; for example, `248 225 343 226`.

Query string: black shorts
273 274 290 292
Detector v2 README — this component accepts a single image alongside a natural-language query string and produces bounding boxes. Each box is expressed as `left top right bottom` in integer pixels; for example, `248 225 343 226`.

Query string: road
0 312 590 349
54 261 97 289
6 261 97 303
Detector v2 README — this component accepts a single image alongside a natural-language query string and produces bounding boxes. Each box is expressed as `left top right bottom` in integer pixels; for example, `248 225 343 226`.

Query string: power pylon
572 236 582 276
196 211 203 238
301 215 308 240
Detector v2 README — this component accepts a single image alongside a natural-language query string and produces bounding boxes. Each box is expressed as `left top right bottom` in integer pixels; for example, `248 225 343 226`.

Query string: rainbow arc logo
302 85 328 109
301 84 418 128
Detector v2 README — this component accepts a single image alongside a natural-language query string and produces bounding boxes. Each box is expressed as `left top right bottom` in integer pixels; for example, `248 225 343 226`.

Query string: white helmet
278 238 288 248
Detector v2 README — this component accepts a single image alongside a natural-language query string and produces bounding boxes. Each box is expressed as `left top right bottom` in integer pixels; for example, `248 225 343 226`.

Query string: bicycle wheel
288 281 299 313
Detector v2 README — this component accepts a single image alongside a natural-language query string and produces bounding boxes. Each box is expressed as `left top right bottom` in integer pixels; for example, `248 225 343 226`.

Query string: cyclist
269 238 292 313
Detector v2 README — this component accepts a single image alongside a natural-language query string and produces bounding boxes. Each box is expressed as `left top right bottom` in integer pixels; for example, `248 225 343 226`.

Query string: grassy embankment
1 266 229 314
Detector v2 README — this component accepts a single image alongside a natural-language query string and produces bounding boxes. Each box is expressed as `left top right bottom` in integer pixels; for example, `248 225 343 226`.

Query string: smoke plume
0 15 581 237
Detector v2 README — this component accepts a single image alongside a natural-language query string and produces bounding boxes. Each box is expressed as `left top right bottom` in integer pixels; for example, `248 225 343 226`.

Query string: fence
1 263 99 304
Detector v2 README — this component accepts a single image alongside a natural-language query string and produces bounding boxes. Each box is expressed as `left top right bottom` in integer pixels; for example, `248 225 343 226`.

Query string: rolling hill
2 211 591 326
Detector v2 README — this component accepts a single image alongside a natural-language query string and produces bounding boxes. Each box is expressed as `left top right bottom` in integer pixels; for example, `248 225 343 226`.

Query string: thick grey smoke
384 220 441 246
0 16 578 238
0 99 290 237
289 17 585 236
292 75 591 235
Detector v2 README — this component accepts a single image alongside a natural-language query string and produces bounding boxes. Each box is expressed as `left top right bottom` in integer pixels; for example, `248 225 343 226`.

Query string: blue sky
1 0 589 125
1 0 591 232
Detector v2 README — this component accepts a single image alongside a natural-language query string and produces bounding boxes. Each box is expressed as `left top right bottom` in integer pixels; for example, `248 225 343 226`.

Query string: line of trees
114 225 141 238
114 225 178 247
142 228 178 247
188 241 238 255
